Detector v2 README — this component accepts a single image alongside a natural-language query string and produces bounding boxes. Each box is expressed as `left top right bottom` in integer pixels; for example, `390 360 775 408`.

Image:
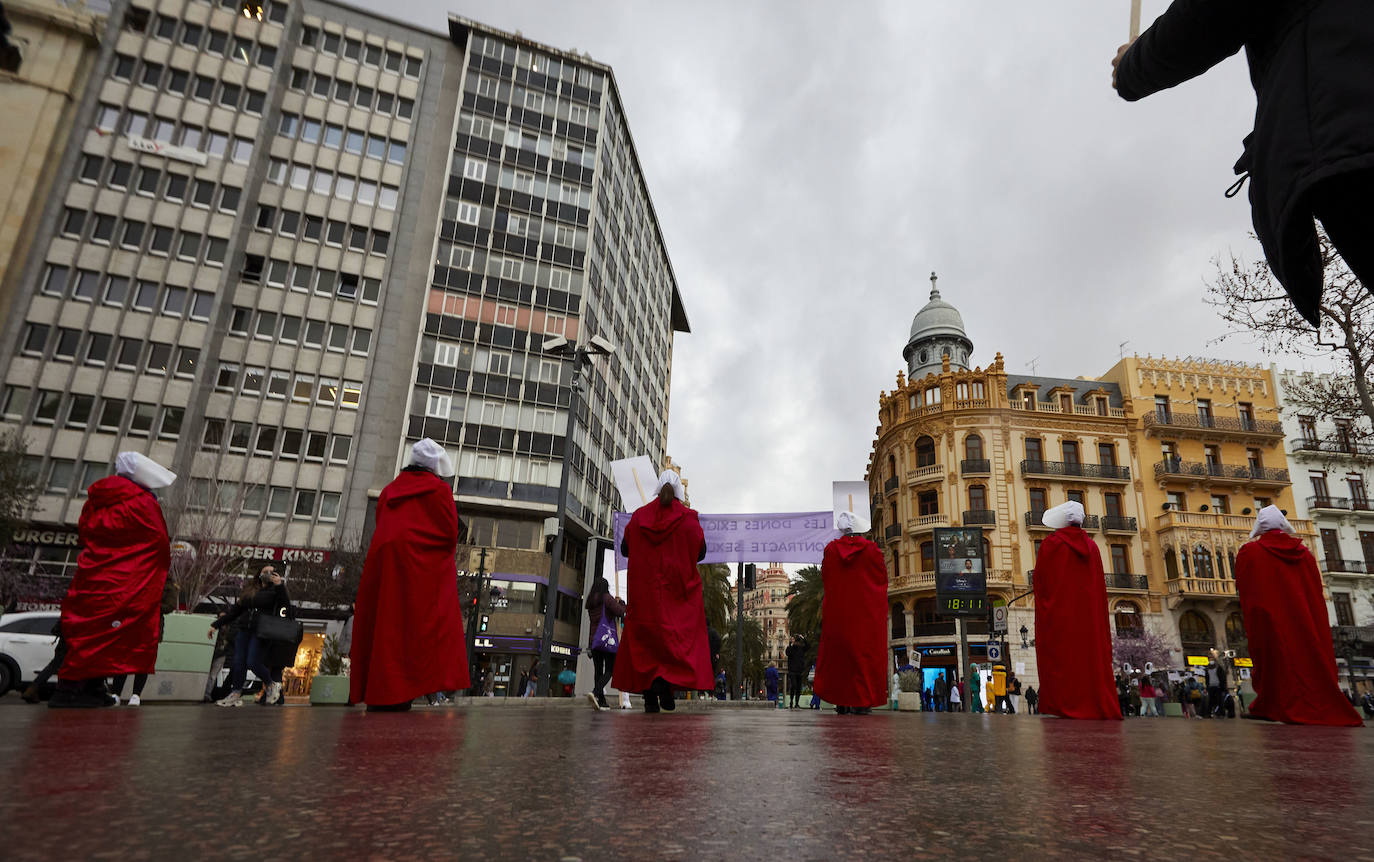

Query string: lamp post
535 334 615 696
1020 625 1029 650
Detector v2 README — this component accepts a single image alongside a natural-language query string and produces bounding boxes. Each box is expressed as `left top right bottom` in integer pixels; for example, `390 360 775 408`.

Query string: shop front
914 644 958 693
471 636 580 697
1 525 82 610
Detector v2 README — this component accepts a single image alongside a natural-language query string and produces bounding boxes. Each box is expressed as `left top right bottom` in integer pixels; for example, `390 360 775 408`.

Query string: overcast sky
400 1 1332 517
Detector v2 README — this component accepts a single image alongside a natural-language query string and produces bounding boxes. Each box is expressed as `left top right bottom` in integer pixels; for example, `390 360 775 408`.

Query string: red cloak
1236 530 1363 727
1033 526 1122 720
59 476 170 680
812 535 889 708
612 498 713 692
350 469 469 705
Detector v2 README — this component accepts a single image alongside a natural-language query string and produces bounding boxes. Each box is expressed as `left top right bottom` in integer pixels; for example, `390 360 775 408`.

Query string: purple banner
613 511 840 570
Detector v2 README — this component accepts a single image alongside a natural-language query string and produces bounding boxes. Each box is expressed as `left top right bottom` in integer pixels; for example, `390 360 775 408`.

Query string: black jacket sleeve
212 598 247 630
1116 0 1248 102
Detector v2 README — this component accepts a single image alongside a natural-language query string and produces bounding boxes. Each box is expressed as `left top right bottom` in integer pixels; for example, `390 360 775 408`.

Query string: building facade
0 0 688 691
1099 356 1315 664
1276 367 1374 691
0 0 108 324
742 563 790 667
867 281 1161 690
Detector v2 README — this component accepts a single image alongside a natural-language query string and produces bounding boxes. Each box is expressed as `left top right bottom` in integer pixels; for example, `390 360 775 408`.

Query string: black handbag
254 610 303 644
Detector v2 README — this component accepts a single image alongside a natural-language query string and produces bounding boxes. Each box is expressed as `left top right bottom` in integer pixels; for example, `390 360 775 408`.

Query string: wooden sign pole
1129 0 1141 40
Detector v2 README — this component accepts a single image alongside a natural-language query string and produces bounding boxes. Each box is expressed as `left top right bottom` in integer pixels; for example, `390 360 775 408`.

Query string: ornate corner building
867 279 1316 688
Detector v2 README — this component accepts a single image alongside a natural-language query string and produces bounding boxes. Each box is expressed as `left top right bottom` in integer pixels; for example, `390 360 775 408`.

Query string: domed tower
903 272 973 380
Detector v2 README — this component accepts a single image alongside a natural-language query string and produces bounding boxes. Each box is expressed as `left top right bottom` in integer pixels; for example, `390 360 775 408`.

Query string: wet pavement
0 701 1370 860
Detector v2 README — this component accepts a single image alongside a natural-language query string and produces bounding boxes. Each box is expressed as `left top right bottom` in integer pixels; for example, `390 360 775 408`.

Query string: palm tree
699 563 734 634
786 565 823 646
720 615 767 698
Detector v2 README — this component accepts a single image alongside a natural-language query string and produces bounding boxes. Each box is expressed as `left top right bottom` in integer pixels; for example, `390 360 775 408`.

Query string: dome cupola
903 272 973 379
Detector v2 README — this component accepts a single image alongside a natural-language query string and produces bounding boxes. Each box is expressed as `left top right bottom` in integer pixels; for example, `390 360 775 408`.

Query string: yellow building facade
0 0 105 323
742 563 792 667
1100 356 1316 660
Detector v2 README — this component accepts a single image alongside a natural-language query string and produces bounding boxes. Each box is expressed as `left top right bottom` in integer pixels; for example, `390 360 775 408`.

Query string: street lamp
1020 625 1029 650
534 333 615 696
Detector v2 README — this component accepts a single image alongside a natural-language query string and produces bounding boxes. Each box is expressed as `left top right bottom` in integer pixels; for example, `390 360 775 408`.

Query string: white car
0 611 60 694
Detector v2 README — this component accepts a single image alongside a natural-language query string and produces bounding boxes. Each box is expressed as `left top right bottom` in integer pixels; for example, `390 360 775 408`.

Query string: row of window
39 267 214 322
420 338 566 382
237 257 380 303
253 206 390 256
469 35 605 94
6 387 190 440
1162 491 1273 515
124 8 279 68
276 112 408 164
179 477 342 522
200 417 352 466
209 361 362 410
264 158 399 208
285 71 416 120
457 112 597 169
223 309 372 354
77 155 240 210
111 54 267 115
299 27 422 78
469 75 599 128
421 391 568 435
95 104 255 163
51 207 231 268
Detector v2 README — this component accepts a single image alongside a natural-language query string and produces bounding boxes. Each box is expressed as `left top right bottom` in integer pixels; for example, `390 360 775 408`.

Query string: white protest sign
832 481 871 533
610 455 657 511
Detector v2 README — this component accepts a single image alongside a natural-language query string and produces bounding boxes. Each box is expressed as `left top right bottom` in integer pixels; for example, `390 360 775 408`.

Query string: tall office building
0 0 688 690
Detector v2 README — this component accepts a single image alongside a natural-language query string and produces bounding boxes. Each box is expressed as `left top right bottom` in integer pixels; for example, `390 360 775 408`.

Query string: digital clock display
938 596 988 615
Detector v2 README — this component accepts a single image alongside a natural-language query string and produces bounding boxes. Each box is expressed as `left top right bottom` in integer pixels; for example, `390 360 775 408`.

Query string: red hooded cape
812 535 889 708
612 498 713 692
350 469 469 705
1236 530 1363 727
1033 525 1122 720
59 476 170 679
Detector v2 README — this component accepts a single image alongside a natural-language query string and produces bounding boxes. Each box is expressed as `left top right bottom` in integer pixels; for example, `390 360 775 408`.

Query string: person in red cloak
612 469 711 713
350 439 469 711
1033 501 1122 720
51 452 174 709
812 511 888 714
1235 506 1363 727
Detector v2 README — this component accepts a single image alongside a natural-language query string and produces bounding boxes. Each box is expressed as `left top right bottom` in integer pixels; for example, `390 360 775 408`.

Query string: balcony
910 621 956 637
884 523 902 542
1144 412 1285 440
1155 509 1315 534
1309 495 1352 512
1021 459 1131 482
1011 400 1127 418
1322 559 1370 575
1154 460 1289 486
1025 510 1052 530
960 458 991 476
1167 577 1238 599
907 513 951 534
962 509 996 527
1101 515 1138 533
884 476 900 495
1105 573 1149 591
1293 438 1374 459
907 463 944 485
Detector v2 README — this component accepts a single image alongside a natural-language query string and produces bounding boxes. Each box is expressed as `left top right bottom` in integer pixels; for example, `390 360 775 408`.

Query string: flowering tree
1111 629 1173 671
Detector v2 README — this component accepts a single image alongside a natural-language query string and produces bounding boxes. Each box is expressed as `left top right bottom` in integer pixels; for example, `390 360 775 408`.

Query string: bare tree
160 459 269 611
0 431 41 615
287 530 366 609
1206 230 1374 447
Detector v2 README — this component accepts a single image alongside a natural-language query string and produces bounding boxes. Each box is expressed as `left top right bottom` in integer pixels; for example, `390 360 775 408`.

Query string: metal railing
1321 559 1370 574
884 476 900 494
884 523 902 541
962 509 996 525
1105 573 1149 591
1101 515 1138 532
1294 438 1374 457
960 458 991 474
1308 496 1352 511
1025 510 1050 528
1021 459 1131 480
1144 412 1284 435
1081 514 1100 530
1154 460 1289 483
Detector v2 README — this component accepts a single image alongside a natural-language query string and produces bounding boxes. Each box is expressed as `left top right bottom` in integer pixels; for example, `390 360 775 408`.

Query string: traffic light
479 614 489 633
744 564 756 590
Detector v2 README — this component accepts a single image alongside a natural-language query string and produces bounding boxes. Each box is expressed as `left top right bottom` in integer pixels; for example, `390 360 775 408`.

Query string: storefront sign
11 528 79 546
202 542 328 564
613 511 839 568
551 644 573 657
916 645 956 657
1232 657 1253 668
127 134 210 165
1186 655 1210 666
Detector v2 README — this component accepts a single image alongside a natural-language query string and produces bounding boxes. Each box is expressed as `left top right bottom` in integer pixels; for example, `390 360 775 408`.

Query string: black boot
642 689 660 714
655 678 676 712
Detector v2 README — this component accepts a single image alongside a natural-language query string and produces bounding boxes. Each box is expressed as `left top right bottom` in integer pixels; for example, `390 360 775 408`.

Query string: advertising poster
934 527 987 615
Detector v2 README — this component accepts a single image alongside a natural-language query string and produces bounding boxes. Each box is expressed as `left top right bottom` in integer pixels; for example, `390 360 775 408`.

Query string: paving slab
0 701 1369 860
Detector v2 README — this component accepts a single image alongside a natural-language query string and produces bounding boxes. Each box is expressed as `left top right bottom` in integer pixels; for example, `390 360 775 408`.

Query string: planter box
123 613 218 701
310 675 350 704
898 691 922 712
1164 702 1184 717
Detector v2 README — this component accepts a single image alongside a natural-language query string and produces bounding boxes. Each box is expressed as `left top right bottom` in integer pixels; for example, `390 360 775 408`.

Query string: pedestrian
1235 506 1363 726
891 670 900 711
612 470 712 713
949 677 962 713
1009 674 1022 714
991 664 1010 714
1138 674 1159 717
516 669 529 698
50 453 175 709
1116 674 1131 716
110 572 179 706
811 512 889 716
809 691 820 709
1032 502 1122 720
785 635 808 709
558 666 576 696
1205 649 1229 719
1128 675 1142 717
764 662 779 703
715 669 727 701
1112 0 1374 327
923 686 932 713
969 664 984 714
349 439 470 711
933 671 948 713
584 575 626 711
1362 691 1374 720
1025 685 1039 715
956 676 966 712
20 620 65 703
523 666 538 698
1184 676 1204 719
210 566 291 707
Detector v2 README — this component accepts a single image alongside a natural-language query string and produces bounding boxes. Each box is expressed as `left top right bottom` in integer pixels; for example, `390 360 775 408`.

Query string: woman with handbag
209 566 292 707
584 576 625 711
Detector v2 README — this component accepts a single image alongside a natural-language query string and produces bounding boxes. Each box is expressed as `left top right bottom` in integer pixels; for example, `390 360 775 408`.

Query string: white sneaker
128 694 141 707
266 682 282 703
586 692 601 710
217 691 243 707
111 694 121 706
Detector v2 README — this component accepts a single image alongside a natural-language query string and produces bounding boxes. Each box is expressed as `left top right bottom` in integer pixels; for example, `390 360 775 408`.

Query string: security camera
542 335 569 352
589 334 616 355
